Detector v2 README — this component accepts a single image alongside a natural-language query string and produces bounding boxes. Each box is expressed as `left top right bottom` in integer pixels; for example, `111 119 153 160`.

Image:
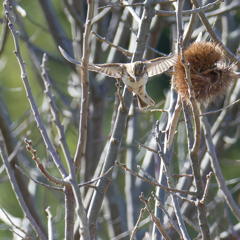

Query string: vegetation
0 0 240 239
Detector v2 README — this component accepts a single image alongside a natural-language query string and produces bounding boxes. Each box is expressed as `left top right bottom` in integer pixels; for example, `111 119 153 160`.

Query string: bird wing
59 46 124 78
88 63 124 78
59 46 81 65
145 54 178 77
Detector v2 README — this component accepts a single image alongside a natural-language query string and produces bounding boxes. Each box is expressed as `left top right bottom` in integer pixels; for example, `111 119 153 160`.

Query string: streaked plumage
59 46 177 109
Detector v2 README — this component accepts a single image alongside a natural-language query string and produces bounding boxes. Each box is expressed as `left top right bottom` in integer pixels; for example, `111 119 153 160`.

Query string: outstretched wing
88 63 124 78
145 54 178 77
59 46 81 65
59 46 124 79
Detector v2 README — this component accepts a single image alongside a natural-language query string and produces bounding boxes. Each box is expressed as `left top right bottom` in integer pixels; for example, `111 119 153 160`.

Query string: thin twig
63 0 84 27
130 207 147 240
155 0 223 16
112 217 151 240
11 230 27 240
183 5 198 47
73 0 93 177
150 109 169 113
0 141 47 240
92 31 132 57
116 161 199 197
3 0 68 179
1 208 35 240
78 166 113 187
171 173 193 178
45 207 53 240
15 165 63 191
0 140 23 175
137 165 159 184
167 95 182 150
152 192 183 239
146 45 168 56
119 0 141 24
200 172 213 204
205 0 240 18
178 0 210 236
87 0 157 236
98 2 144 10
91 7 112 25
83 141 109 207
200 105 240 221
41 53 73 172
70 2 93 239
182 215 201 233
24 139 69 186
200 99 240 116
191 0 240 67
0 15 9 56
174 192 195 204
139 193 171 240
135 141 158 153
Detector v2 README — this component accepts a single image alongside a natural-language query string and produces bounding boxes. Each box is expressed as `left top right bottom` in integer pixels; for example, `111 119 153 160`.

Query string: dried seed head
172 41 238 104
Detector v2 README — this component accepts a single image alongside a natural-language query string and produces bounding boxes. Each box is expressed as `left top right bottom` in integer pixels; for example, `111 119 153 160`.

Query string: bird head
133 62 144 82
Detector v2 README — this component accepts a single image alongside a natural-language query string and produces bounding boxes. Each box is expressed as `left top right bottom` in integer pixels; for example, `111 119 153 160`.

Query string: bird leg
115 78 127 111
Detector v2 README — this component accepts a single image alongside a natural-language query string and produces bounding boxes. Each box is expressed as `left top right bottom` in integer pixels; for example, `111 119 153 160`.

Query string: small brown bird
59 46 177 109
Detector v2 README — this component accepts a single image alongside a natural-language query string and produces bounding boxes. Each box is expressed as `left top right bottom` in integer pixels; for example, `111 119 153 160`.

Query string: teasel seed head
172 41 238 104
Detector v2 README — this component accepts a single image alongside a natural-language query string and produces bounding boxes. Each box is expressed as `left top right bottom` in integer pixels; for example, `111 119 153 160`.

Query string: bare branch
15 165 63 191
91 8 112 25
178 5 210 237
135 141 158 154
45 207 53 240
155 119 191 239
200 105 240 221
41 53 73 176
191 0 240 67
0 208 35 240
92 31 132 57
200 172 213 204
130 207 147 240
150 108 169 113
0 15 9 56
0 141 47 240
98 2 144 11
119 0 141 24
87 0 158 237
24 139 69 186
155 0 223 16
200 99 240 117
166 95 182 150
116 161 199 197
3 0 68 179
73 0 93 176
152 192 183 239
78 166 113 188
182 215 200 233
139 193 171 240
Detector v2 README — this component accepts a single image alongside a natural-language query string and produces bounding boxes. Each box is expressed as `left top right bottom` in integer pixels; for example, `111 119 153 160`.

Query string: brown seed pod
172 41 238 104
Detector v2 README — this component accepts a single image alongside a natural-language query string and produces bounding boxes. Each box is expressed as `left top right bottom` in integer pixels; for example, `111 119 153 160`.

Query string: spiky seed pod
172 41 238 104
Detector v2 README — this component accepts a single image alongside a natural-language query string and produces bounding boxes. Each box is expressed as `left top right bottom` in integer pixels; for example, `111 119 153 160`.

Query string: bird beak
135 76 139 82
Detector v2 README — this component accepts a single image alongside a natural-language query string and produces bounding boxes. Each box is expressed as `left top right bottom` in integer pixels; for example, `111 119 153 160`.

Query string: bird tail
136 94 155 110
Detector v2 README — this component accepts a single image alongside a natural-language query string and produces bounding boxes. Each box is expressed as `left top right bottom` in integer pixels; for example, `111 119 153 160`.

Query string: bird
59 46 178 109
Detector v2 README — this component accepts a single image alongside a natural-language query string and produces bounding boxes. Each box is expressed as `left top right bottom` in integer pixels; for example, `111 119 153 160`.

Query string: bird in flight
59 46 177 109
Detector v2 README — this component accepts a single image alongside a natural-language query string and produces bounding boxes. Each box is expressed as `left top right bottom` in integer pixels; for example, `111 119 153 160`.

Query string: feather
145 54 178 77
